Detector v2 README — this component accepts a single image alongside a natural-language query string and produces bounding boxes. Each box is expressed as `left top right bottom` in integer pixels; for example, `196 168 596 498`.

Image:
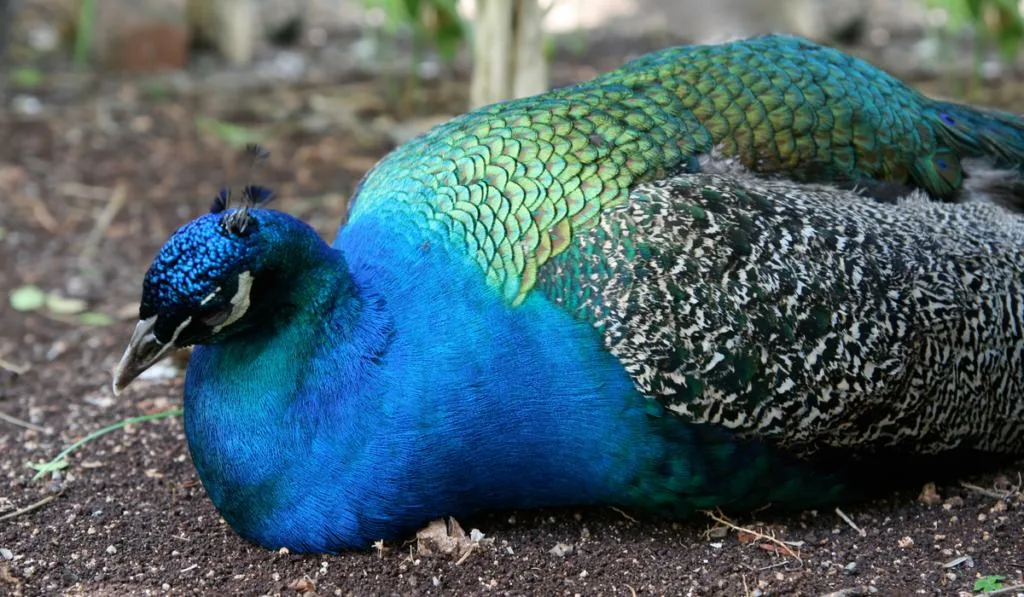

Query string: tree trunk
187 0 256 66
470 0 547 110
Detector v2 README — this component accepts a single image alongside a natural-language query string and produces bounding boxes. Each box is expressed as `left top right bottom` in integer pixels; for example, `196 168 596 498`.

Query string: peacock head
113 145 302 394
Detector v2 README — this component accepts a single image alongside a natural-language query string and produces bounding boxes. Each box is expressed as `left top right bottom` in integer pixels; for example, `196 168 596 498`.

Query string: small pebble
11 95 43 117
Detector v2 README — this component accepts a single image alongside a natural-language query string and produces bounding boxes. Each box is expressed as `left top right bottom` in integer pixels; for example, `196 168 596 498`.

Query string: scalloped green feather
348 34 1024 306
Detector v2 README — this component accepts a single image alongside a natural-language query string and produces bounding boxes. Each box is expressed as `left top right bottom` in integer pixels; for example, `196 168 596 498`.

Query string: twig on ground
0 411 49 434
454 545 474 565
701 509 803 562
12 192 59 232
0 355 29 375
740 560 790 572
0 494 56 522
609 506 638 523
28 407 183 480
960 481 1018 501
59 182 114 201
820 587 873 597
942 555 973 569
834 507 866 537
79 181 127 264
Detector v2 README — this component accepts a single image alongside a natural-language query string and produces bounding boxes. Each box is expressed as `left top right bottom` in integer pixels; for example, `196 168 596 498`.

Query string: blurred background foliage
360 0 465 113
0 0 1019 71
926 0 1024 60
363 0 465 62
2 0 1024 112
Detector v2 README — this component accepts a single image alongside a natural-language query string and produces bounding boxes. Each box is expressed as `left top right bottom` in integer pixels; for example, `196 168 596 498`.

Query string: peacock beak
112 315 177 395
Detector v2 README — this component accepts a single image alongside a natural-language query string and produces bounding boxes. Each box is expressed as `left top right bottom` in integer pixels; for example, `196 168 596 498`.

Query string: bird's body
172 173 1024 552
114 35 1024 554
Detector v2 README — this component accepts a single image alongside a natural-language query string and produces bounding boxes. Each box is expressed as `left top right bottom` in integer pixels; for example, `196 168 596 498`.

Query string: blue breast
181 213 664 552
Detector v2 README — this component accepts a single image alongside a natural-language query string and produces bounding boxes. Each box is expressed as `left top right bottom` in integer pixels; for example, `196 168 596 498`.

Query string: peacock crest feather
209 143 277 235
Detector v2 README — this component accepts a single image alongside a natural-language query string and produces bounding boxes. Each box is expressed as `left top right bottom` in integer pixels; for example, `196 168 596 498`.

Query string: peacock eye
202 308 231 328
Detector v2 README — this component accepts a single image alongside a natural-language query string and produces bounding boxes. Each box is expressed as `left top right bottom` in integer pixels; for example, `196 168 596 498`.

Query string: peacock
112 35 1024 553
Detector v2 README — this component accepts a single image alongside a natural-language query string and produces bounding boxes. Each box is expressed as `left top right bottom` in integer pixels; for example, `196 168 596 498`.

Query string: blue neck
182 216 662 552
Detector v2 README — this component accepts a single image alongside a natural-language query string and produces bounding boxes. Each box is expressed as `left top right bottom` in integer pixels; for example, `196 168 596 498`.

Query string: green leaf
195 116 263 149
10 67 44 88
10 285 46 312
45 294 87 315
974 575 1006 592
80 312 115 326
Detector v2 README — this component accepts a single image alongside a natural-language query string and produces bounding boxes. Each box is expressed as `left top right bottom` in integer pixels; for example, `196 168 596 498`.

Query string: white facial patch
212 271 254 334
200 287 222 306
169 316 193 344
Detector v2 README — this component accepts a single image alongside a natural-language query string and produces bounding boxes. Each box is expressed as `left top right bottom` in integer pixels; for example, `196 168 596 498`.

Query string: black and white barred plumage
538 173 1024 457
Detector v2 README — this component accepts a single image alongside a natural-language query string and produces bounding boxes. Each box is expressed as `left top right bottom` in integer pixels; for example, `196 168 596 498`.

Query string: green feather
349 34 1024 306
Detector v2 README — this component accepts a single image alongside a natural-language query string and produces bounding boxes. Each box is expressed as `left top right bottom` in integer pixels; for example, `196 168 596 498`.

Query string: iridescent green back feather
348 34 1024 305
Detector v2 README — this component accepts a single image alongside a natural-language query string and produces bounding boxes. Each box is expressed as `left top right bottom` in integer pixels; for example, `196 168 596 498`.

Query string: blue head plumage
139 210 260 344
113 145 323 392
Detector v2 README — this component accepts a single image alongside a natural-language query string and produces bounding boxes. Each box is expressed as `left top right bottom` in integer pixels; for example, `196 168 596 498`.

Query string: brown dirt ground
2 39 1024 597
